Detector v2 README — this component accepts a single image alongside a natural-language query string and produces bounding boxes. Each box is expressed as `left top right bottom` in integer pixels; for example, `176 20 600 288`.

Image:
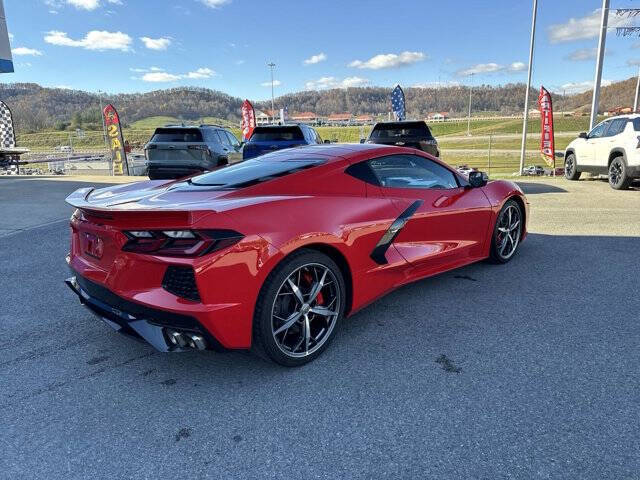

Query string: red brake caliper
303 272 324 305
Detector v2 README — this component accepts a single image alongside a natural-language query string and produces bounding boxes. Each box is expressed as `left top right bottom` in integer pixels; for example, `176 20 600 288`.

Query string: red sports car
65 144 528 366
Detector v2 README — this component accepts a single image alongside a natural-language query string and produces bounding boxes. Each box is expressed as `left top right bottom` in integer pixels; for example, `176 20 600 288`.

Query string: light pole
634 67 640 112
267 62 276 122
590 0 609 131
466 73 474 136
98 90 108 150
519 0 538 175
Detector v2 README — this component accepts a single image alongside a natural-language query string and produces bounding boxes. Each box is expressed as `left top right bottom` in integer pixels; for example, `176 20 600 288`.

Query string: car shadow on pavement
514 182 567 194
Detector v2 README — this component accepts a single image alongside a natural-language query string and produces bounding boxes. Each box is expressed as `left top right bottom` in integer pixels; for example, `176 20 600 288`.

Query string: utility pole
590 0 609 131
98 90 108 151
267 62 276 122
634 67 640 113
467 73 474 136
519 0 538 175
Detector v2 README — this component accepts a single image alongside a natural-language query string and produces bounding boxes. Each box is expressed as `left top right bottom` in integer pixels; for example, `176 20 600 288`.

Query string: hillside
0 77 636 133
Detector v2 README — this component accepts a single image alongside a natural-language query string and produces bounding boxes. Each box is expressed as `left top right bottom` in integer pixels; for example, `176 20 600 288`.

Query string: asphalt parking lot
1 175 639 479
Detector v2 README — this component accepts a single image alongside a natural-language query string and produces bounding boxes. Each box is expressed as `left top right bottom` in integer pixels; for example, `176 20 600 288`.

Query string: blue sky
4 0 640 99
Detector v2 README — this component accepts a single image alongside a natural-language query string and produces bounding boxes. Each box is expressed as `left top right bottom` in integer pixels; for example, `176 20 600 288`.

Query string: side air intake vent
162 266 200 302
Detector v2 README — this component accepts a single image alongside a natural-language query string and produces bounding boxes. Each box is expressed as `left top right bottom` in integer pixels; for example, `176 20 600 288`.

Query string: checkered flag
0 100 16 149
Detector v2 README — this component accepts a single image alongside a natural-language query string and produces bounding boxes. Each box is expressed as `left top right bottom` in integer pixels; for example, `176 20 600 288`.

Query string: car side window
215 130 231 146
204 129 219 143
588 122 609 139
367 154 458 189
604 118 627 137
634 118 640 131
225 131 240 147
314 130 323 144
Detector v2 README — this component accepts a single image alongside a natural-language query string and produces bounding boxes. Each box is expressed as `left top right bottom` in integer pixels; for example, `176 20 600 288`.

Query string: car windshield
151 128 203 142
370 122 433 139
189 158 325 187
250 127 304 142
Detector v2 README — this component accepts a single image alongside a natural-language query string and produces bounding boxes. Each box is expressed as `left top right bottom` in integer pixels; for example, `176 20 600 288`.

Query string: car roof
258 143 427 163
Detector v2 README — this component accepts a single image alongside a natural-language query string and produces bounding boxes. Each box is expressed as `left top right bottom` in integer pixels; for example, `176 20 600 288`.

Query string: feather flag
391 85 406 121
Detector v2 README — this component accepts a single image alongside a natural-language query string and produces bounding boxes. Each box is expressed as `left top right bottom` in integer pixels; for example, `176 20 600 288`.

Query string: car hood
65 179 305 213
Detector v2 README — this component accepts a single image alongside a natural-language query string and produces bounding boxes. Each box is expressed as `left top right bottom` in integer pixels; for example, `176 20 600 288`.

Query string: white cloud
627 59 640 67
235 59 245 65
412 81 461 89
142 72 181 82
548 9 627 44
140 36 171 50
304 76 368 90
67 0 99 9
137 67 216 82
44 30 132 51
349 51 425 70
8 33 13 40
566 48 600 61
458 62 503 76
457 62 525 76
200 0 230 8
260 80 281 87
560 79 612 94
303 53 327 65
12 47 43 56
185 67 215 79
54 84 72 89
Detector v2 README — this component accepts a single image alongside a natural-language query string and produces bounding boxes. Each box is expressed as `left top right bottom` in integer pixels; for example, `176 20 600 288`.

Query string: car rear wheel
608 157 631 190
489 199 523 264
565 153 581 181
252 249 345 367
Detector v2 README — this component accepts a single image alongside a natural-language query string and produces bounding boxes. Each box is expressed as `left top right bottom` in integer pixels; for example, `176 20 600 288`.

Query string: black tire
608 156 632 190
564 153 581 181
488 199 523 264
252 249 346 367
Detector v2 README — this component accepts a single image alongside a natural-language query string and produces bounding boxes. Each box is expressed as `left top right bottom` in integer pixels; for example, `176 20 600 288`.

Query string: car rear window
249 127 304 142
370 122 433 140
151 128 203 143
189 158 325 188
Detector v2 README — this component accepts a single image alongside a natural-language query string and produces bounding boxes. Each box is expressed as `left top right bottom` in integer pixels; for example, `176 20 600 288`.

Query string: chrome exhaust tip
188 334 206 350
167 330 188 348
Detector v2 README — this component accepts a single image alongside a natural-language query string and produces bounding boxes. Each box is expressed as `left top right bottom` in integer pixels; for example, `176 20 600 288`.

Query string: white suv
564 114 640 190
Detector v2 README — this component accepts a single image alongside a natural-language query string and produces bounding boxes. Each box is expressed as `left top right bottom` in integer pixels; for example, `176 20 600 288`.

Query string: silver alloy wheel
609 160 623 187
565 156 575 178
271 263 340 358
496 205 522 260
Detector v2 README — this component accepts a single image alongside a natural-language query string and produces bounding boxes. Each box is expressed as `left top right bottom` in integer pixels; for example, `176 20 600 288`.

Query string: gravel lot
1 175 639 479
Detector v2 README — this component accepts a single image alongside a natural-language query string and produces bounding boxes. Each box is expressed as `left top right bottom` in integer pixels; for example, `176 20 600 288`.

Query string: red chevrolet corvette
65 144 528 366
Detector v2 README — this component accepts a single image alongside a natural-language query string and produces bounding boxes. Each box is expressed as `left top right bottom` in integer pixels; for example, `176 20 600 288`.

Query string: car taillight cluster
188 145 211 155
122 229 244 257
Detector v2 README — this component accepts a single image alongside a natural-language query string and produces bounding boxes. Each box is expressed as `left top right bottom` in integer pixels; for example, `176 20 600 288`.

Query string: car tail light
122 229 244 257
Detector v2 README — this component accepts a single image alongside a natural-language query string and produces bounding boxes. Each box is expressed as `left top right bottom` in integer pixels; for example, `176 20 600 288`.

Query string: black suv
145 125 243 180
364 121 440 157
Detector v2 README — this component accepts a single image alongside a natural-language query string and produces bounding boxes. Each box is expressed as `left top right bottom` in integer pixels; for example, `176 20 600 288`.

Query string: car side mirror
323 139 331 144
468 171 488 188
579 132 588 139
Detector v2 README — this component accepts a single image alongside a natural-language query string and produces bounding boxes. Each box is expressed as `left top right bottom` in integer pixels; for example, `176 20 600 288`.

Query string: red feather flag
537 86 555 168
241 100 256 142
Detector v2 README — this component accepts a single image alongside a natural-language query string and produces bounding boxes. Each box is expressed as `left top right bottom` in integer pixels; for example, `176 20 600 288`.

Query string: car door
364 154 493 274
597 118 627 165
581 121 610 167
223 131 244 163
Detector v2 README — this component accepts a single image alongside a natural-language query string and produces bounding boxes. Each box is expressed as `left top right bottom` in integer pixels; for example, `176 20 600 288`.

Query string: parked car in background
145 124 242 180
127 153 148 176
364 121 440 157
242 124 324 160
564 114 640 190
522 165 545 176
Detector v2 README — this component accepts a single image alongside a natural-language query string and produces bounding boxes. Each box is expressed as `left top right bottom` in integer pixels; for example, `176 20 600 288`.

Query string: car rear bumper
65 273 227 352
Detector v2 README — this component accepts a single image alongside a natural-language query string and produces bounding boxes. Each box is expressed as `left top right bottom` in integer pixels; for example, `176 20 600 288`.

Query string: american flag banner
391 85 406 121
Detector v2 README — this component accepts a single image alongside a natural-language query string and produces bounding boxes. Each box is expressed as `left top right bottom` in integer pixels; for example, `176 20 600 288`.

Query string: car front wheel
565 153 581 181
252 249 345 366
489 199 523 264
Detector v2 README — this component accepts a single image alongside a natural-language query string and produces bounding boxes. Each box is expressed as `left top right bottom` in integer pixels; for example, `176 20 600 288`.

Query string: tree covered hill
0 77 636 133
